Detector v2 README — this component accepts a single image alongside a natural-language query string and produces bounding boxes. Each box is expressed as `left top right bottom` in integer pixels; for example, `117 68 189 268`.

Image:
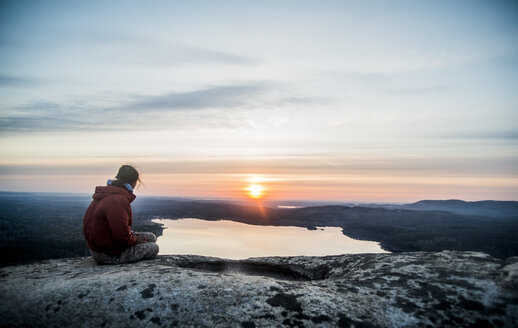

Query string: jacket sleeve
104 196 137 248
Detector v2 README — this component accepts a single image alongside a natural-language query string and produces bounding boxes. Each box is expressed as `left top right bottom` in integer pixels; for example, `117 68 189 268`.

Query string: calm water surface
153 218 388 259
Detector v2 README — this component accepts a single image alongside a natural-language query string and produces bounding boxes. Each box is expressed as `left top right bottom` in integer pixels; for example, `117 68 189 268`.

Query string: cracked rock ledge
1 251 517 327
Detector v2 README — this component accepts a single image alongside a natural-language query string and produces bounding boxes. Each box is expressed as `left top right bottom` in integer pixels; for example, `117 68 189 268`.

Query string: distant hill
373 199 518 218
268 199 518 218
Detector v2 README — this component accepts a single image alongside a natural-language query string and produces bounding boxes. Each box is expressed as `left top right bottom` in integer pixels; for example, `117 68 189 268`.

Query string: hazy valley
1 192 517 266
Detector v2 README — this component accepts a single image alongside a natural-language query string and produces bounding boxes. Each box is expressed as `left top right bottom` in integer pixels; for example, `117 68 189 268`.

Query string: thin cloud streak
429 131 518 141
1 19 259 68
0 75 37 87
1 83 323 132
122 85 268 111
151 45 260 66
389 85 451 95
1 155 516 177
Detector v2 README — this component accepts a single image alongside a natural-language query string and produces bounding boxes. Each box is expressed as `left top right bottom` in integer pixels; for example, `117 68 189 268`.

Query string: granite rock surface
1 251 517 327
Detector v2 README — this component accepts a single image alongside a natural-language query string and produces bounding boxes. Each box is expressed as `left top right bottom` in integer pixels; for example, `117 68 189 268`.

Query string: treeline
1 240 91 265
378 226 518 258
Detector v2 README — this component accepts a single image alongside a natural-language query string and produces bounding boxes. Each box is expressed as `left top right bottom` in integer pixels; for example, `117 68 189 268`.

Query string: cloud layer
0 83 285 132
0 1 517 200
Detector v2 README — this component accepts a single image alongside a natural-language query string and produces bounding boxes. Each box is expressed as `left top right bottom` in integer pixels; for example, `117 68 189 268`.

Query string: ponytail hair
112 165 141 189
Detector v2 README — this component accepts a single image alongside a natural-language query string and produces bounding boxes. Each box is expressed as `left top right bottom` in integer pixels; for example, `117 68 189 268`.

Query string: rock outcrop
1 251 517 327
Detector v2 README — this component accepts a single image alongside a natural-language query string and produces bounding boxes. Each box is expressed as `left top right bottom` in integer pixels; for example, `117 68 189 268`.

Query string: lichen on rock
0 251 517 327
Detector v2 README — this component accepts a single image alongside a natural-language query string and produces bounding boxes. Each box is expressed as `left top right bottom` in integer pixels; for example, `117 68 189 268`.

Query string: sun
246 184 265 199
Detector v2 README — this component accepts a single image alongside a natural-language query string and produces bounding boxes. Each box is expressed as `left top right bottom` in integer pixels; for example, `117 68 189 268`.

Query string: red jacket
83 185 137 255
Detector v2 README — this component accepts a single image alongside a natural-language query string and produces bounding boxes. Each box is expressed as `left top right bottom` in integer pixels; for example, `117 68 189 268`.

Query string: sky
0 0 517 202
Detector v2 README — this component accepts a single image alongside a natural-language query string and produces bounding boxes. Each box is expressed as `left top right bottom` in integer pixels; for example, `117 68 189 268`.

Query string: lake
153 218 389 259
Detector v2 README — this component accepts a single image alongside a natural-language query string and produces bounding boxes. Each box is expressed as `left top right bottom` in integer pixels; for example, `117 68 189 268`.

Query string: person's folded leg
119 242 159 263
90 250 120 265
89 232 159 264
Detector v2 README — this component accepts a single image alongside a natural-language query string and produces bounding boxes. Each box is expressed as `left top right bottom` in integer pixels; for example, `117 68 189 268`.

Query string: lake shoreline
151 218 388 259
139 215 400 255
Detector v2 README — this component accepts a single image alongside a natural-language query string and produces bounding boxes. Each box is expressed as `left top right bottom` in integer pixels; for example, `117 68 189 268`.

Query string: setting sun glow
246 184 265 199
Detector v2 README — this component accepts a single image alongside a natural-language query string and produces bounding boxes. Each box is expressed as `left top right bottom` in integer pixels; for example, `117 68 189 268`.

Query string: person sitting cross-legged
83 165 159 264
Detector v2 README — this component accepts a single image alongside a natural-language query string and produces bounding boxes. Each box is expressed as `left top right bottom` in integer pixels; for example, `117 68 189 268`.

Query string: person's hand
135 234 149 244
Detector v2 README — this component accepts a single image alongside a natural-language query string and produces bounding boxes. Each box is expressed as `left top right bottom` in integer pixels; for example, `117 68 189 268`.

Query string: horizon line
0 190 516 204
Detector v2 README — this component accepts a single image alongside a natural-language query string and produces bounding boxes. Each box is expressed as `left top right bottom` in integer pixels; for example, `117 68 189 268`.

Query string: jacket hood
92 185 136 202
